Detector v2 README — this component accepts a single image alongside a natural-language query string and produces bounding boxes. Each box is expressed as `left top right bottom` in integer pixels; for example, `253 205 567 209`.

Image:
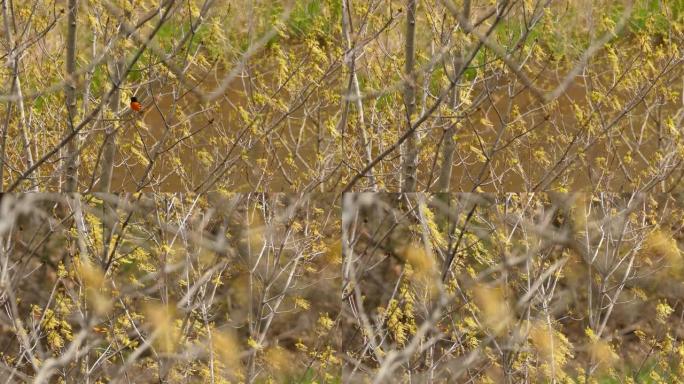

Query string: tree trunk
342 0 377 191
2 0 36 191
436 54 462 192
401 0 418 191
97 59 124 193
64 0 79 191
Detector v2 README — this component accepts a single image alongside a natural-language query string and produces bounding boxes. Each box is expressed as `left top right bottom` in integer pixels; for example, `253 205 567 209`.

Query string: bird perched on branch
130 96 142 112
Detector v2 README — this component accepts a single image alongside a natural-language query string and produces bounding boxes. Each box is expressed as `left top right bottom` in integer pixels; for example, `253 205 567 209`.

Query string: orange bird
130 96 142 112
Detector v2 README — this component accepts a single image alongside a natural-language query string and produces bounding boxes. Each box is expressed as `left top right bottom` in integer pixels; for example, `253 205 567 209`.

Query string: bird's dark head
130 96 138 102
